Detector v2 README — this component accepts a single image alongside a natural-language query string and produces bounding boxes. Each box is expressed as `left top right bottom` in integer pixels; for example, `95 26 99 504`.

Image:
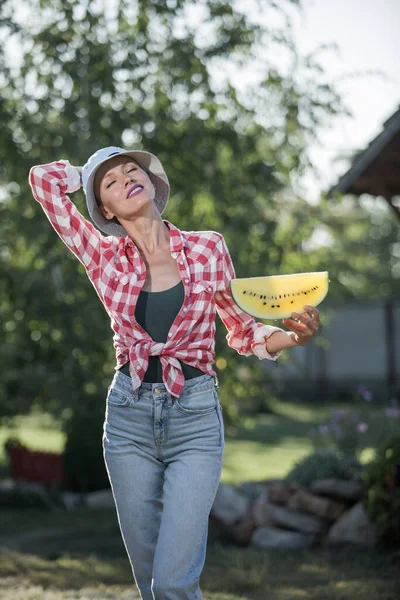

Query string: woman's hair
94 192 120 225
94 159 154 226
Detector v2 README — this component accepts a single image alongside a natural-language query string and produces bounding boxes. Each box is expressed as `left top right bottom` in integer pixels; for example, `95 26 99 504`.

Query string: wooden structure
329 104 400 221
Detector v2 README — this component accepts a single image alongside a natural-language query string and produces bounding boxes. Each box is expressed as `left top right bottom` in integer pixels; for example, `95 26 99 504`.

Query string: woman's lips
127 185 144 198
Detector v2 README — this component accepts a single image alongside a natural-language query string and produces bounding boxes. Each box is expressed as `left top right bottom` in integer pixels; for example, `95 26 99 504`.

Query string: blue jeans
102 371 225 600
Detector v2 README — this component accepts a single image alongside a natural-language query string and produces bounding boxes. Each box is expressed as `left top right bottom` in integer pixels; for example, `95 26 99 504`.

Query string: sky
287 0 400 202
4 0 400 205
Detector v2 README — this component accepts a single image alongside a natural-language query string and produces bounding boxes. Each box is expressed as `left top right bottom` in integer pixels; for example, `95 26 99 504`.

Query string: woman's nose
125 173 137 185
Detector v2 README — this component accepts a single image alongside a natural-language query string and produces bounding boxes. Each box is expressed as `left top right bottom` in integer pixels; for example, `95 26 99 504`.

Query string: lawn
0 398 376 482
0 400 398 599
0 513 399 600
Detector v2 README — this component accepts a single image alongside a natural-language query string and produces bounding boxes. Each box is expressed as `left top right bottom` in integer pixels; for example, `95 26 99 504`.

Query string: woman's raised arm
29 159 110 271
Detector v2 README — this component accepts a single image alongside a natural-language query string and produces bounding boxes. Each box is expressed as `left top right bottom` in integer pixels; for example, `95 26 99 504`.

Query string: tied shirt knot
128 338 185 397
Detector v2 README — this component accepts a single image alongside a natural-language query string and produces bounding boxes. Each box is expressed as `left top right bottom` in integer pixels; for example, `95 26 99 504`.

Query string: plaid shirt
29 159 284 397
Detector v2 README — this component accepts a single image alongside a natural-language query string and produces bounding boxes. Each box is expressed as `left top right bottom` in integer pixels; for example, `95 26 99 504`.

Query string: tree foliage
0 0 398 429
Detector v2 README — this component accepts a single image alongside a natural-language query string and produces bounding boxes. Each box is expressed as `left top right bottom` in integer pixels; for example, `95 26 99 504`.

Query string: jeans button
155 389 161 395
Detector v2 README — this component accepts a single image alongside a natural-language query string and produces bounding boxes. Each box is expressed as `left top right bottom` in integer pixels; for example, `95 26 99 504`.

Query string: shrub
284 450 363 487
362 434 400 548
309 387 400 458
63 398 110 493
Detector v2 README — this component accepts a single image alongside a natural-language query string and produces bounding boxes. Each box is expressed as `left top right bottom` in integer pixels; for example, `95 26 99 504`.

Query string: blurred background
0 1 399 598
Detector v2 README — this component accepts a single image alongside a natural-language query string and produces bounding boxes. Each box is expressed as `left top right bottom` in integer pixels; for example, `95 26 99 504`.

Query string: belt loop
214 375 219 389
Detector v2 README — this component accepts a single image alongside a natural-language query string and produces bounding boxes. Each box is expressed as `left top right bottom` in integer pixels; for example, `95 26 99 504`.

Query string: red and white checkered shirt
29 159 284 397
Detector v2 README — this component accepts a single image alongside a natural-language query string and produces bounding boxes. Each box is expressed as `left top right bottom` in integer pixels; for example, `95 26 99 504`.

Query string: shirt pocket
101 272 131 311
189 279 215 320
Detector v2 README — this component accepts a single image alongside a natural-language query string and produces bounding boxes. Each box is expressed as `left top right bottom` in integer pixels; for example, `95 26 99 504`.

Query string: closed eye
106 167 137 189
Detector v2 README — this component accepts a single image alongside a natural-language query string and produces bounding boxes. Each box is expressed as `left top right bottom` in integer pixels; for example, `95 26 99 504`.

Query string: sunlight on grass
277 588 308 597
267 398 353 423
0 424 65 461
222 439 312 483
299 563 331 576
0 402 385 484
1 529 399 599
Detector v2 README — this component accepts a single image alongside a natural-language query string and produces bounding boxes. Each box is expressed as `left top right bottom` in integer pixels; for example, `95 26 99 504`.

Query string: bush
63 398 110 493
308 387 400 458
284 450 363 487
362 434 400 548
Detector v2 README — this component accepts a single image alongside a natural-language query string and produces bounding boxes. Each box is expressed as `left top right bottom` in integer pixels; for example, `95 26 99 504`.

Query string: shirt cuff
253 325 284 361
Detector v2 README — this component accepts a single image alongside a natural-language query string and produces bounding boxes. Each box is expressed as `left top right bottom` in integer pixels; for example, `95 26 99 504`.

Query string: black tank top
119 280 204 382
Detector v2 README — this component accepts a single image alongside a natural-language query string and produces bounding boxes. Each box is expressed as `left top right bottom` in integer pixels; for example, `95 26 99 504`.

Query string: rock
251 487 272 527
251 526 316 549
311 479 364 502
268 483 300 505
230 503 256 546
325 502 377 547
266 503 327 535
84 489 114 509
261 478 284 487
211 483 250 526
287 488 347 520
62 491 85 510
0 478 14 491
237 481 267 501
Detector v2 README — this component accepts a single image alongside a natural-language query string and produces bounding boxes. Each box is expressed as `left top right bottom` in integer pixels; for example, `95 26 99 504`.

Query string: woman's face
94 155 156 222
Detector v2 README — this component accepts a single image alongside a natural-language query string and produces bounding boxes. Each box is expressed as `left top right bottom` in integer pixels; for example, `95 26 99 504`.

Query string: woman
29 146 320 599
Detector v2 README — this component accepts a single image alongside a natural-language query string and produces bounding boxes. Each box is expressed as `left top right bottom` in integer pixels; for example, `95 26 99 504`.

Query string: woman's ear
101 206 115 221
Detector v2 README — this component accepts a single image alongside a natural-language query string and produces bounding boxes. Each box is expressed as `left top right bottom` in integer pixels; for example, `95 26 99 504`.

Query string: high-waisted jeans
102 370 225 600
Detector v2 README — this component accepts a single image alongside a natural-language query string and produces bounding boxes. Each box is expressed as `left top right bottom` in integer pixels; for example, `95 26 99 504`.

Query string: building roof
329 104 400 216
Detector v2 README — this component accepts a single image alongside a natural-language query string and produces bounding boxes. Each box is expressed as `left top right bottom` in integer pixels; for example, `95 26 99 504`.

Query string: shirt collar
164 219 185 253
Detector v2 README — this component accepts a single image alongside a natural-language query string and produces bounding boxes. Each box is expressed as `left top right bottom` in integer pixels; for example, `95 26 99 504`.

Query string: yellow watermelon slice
230 271 329 320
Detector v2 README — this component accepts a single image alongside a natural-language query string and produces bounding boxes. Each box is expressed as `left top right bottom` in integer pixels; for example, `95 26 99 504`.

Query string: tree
1 0 397 432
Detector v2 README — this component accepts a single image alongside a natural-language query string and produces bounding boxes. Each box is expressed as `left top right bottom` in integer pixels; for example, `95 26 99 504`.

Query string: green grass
0 407 321 484
0 399 380 482
0 400 398 599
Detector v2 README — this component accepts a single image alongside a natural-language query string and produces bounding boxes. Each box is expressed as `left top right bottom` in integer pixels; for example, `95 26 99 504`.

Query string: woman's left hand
282 305 321 346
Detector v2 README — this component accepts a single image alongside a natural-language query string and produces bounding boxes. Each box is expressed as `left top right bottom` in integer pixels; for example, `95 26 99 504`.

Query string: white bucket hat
81 146 170 237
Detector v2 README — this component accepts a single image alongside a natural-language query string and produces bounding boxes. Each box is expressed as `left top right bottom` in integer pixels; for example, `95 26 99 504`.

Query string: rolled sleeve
29 159 108 271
